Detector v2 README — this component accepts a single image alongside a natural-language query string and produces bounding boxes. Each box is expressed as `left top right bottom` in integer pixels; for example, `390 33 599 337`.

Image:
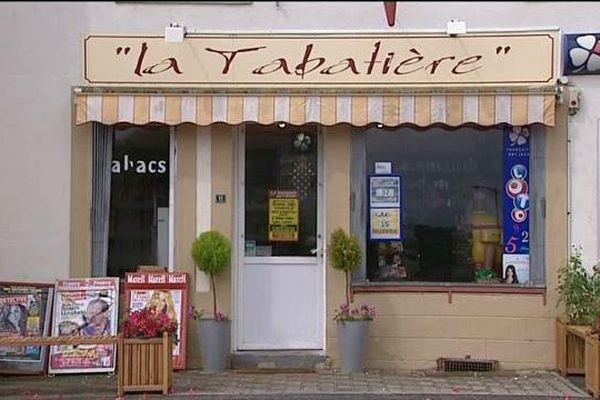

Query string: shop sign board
83 31 558 88
0 282 54 374
124 271 189 370
268 190 299 242
48 278 119 375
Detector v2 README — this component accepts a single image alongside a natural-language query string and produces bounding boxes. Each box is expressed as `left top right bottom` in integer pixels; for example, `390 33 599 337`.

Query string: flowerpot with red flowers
191 230 232 373
118 306 178 396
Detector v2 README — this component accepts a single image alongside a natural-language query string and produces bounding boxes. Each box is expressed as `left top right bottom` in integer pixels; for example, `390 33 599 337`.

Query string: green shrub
557 247 600 325
474 268 497 283
329 228 361 306
191 231 231 319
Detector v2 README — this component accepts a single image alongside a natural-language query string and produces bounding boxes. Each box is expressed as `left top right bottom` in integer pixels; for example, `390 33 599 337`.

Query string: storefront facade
2 2 596 370
67 29 563 369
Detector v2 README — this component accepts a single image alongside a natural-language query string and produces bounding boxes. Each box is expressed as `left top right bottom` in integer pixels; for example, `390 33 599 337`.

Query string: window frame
90 124 176 278
350 125 546 291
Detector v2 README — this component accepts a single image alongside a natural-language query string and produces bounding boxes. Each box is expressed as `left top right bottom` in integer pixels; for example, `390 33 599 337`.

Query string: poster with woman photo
0 282 53 374
502 254 530 284
124 271 188 370
48 278 119 375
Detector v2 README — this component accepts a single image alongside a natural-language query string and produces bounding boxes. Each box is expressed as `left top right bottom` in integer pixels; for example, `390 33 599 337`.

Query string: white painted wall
0 3 87 281
1 1 600 280
567 75 600 268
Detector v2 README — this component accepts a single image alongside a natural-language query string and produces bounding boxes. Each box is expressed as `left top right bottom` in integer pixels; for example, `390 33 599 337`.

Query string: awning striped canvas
74 92 556 127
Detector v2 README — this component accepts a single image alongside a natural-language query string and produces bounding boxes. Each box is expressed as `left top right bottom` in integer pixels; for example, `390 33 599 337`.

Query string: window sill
351 282 547 304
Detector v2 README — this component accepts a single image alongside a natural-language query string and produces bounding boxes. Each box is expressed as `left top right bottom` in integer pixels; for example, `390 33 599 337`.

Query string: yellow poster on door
268 190 299 242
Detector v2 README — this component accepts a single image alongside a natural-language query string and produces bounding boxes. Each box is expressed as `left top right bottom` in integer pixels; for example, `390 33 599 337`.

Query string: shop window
351 126 545 286
91 124 170 278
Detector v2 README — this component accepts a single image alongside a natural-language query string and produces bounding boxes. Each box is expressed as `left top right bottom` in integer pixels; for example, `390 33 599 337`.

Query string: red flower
123 306 178 340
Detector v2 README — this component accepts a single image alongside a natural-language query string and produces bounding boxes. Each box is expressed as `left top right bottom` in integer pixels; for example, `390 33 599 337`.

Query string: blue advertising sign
503 127 530 255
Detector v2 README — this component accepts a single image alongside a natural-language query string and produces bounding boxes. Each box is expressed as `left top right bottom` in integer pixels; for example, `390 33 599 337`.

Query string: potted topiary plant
191 230 231 373
329 228 376 373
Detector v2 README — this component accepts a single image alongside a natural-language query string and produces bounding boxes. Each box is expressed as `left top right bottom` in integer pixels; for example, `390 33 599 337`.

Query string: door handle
310 248 323 257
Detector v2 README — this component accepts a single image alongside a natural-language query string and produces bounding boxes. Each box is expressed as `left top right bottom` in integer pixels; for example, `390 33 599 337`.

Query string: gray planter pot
337 320 370 373
198 319 231 372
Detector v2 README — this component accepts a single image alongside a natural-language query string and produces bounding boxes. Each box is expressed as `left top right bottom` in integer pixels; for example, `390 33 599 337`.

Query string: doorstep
231 350 327 371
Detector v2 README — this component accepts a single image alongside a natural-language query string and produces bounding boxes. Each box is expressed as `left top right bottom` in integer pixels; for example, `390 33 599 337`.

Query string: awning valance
74 92 555 128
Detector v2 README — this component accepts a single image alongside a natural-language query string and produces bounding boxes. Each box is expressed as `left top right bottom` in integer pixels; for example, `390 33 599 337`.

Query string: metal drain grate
437 357 498 372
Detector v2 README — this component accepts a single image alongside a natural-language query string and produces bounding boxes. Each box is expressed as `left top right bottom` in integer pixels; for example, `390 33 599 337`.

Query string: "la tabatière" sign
83 31 558 89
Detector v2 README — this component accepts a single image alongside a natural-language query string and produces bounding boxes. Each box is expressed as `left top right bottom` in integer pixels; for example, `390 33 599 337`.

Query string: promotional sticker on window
370 208 402 240
268 190 299 242
244 240 257 257
502 254 530 284
369 176 401 208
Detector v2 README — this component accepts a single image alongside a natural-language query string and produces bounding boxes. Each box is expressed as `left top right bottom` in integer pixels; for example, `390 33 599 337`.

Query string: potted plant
329 228 376 373
473 267 500 284
557 247 596 326
190 230 232 373
118 306 178 396
556 246 600 376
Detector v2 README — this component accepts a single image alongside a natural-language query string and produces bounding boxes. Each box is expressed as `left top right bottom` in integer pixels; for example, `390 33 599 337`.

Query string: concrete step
231 351 328 371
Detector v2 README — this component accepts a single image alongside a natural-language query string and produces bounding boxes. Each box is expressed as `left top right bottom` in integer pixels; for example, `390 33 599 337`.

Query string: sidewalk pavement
0 369 592 400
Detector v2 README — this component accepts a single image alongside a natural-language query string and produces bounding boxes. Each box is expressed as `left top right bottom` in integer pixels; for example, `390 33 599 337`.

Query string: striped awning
74 92 556 127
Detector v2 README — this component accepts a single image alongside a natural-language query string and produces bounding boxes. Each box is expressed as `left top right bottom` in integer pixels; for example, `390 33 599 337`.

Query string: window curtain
91 123 113 277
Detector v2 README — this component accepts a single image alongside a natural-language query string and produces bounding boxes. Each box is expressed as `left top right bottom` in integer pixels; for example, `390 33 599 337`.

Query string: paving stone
0 369 593 399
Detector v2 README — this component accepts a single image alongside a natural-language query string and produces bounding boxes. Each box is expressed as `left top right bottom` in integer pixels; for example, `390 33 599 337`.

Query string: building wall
323 105 567 370
0 0 597 279
174 124 200 368
0 2 87 281
69 123 92 279
0 1 589 369
568 75 600 266
324 126 353 357
357 293 554 370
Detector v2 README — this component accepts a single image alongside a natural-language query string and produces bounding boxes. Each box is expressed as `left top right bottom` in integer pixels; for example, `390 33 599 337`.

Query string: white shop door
236 125 324 350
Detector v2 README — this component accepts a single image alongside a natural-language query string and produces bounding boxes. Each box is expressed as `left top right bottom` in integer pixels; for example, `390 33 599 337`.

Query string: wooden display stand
587 333 600 399
556 318 592 375
556 318 600 399
118 332 173 396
